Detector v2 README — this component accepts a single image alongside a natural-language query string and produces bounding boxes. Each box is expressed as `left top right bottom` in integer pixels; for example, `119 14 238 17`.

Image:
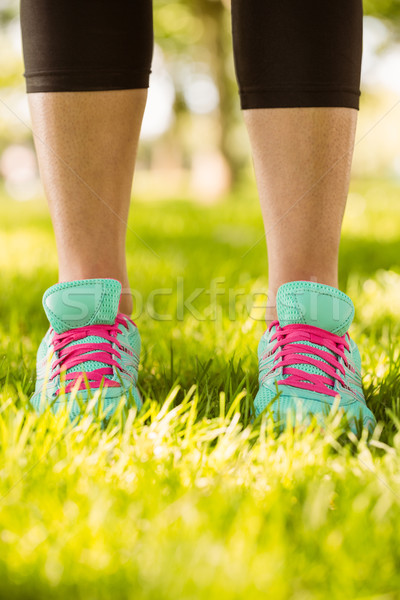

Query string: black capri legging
20 0 363 110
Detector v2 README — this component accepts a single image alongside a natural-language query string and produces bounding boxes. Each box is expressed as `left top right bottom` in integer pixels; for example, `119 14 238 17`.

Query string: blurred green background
2 0 400 200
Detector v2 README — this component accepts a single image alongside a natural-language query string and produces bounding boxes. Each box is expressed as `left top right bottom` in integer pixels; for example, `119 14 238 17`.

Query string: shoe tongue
276 281 354 336
43 279 121 333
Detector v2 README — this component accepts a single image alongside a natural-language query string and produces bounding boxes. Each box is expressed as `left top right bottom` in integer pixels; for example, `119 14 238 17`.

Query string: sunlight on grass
0 177 400 598
0 390 399 599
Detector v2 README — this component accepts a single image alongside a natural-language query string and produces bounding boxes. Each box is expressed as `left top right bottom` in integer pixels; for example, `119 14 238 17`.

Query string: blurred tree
184 0 241 182
154 0 243 182
364 0 400 20
0 0 17 24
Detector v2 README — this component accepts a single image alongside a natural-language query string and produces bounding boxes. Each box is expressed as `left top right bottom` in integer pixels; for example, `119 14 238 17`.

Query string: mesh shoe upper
254 281 376 431
31 278 141 419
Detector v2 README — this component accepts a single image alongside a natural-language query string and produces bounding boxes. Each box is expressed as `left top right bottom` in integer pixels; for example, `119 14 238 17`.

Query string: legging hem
24 70 151 93
240 88 360 110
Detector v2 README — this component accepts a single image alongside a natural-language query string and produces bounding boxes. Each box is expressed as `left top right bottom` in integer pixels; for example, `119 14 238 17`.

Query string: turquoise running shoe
254 281 376 433
31 278 141 420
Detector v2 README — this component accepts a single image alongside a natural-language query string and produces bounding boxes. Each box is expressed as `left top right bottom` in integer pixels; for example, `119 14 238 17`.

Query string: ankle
266 273 339 326
58 267 133 316
119 293 133 316
265 307 278 327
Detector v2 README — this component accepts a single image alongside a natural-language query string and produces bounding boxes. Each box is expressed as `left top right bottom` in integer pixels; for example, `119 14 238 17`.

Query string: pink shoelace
268 321 350 396
50 314 131 394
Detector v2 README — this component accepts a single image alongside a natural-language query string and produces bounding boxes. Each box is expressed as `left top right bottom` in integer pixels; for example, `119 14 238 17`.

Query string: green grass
1 177 400 599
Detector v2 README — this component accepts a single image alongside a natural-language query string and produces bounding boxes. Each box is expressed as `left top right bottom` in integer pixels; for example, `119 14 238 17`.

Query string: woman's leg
244 107 357 323
21 0 153 413
20 0 153 315
231 0 376 429
28 90 146 315
232 0 362 322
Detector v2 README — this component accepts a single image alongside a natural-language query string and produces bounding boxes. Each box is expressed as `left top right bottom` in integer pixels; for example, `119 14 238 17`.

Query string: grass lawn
1 177 400 599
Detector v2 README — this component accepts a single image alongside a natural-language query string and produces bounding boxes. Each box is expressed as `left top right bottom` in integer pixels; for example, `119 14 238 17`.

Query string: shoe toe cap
254 385 376 433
